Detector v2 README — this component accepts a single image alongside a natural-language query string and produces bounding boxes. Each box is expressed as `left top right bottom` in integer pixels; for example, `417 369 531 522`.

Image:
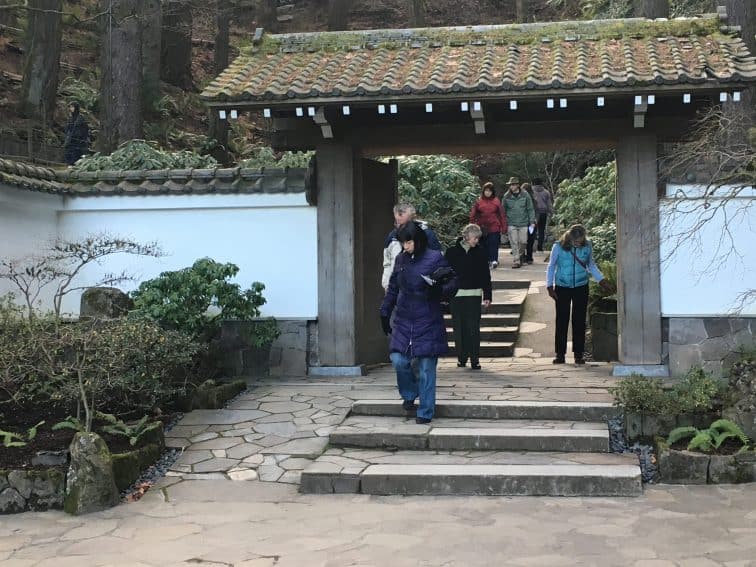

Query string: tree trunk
256 0 278 32
0 0 19 28
141 0 162 111
19 0 63 125
327 0 348 31
160 0 193 89
208 0 230 163
633 0 669 18
408 0 425 27
515 0 526 23
99 0 144 153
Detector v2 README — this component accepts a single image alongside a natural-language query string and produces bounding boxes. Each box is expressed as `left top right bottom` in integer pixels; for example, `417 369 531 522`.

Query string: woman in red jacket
469 182 508 269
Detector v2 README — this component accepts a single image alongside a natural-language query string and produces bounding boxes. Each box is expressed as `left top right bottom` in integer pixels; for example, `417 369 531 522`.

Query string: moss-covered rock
189 379 247 410
64 432 119 515
111 443 161 492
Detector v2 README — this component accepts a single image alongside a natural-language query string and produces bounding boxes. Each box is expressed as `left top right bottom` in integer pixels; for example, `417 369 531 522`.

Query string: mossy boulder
111 443 162 491
64 432 120 515
180 379 247 411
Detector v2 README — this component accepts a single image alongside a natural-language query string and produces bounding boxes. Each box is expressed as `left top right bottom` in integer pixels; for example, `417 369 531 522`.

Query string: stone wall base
221 319 318 377
663 317 755 377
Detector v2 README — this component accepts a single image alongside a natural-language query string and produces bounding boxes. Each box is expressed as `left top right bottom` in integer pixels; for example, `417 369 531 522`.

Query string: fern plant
666 419 751 454
52 415 86 433
100 414 161 447
0 421 45 448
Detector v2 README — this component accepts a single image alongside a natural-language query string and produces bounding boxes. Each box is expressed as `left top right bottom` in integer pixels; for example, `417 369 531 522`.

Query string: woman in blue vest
546 224 613 365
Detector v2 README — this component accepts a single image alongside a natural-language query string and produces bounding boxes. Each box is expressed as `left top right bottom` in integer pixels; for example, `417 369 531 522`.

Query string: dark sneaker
552 357 565 364
457 360 467 368
415 417 431 424
402 400 416 411
470 361 481 370
575 357 586 365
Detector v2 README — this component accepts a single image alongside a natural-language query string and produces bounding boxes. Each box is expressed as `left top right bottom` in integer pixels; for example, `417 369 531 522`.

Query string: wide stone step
329 416 609 452
351 400 617 422
492 280 530 290
444 314 520 327
446 326 518 342
300 450 641 496
446 341 515 357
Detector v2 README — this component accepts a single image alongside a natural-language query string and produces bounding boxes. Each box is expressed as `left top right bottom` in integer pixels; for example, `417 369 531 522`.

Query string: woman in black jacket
444 224 492 370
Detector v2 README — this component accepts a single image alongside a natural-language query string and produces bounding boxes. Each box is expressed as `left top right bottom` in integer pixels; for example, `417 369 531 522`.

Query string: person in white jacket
382 203 442 291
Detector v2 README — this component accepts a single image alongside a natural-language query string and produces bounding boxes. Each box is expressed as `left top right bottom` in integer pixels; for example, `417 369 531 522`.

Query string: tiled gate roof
0 157 306 196
201 15 756 105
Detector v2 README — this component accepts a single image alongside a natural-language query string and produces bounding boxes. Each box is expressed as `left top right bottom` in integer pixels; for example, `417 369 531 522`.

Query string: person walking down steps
445 224 492 370
546 224 614 365
380 222 458 424
531 178 553 252
502 177 535 269
469 182 507 269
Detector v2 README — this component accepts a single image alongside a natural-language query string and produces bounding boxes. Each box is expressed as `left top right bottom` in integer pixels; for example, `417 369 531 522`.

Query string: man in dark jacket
382 203 442 291
63 101 90 166
445 224 491 370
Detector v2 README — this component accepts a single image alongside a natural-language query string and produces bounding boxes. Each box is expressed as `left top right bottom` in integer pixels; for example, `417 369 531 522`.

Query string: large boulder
64 432 120 515
80 287 133 319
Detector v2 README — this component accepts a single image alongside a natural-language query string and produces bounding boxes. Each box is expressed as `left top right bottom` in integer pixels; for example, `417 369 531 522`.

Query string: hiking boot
552 356 565 364
574 356 586 365
402 400 416 411
470 361 481 370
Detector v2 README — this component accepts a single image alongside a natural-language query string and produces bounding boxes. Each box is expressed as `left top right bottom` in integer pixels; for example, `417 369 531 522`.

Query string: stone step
329 416 609 452
446 341 515 357
444 313 519 327
300 450 641 496
350 400 617 422
446 326 518 342
491 280 530 290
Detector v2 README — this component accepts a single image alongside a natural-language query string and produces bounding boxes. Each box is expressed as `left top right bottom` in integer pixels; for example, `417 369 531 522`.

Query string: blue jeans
484 232 501 263
389 352 438 420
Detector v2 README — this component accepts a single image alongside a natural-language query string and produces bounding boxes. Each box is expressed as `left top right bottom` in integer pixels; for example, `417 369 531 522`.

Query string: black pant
451 295 482 363
536 212 548 251
525 226 536 262
554 284 589 358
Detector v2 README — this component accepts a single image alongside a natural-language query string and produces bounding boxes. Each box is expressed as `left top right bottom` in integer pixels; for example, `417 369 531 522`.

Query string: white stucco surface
0 189 317 318
660 184 756 316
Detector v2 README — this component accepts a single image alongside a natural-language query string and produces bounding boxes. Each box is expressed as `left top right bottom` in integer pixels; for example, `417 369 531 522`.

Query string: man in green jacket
502 177 536 269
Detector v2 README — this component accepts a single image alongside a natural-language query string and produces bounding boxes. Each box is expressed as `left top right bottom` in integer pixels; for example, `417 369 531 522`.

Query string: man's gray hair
462 223 483 238
393 203 416 215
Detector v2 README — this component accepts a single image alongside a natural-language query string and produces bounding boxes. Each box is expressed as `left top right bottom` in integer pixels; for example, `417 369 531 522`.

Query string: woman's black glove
381 315 392 336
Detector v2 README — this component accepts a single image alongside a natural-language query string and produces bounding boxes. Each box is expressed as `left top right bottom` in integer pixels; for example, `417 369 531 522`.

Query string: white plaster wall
0 188 317 318
0 187 63 305
660 184 756 316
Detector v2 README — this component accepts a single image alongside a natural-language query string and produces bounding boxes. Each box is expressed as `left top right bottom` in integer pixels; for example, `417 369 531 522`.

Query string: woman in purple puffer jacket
380 222 458 424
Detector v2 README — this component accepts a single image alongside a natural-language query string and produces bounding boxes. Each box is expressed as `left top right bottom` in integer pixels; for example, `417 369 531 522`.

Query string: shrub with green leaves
552 161 616 233
240 147 314 169
0 309 200 425
396 155 480 247
99 414 161 447
668 366 724 415
667 419 751 453
74 140 218 171
130 258 279 345
610 374 668 414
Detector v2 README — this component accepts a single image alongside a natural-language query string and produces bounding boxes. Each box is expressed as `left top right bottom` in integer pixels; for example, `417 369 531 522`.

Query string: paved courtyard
3 362 756 566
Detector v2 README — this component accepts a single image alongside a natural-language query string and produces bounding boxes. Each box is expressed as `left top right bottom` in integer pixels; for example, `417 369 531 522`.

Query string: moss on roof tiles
246 15 722 57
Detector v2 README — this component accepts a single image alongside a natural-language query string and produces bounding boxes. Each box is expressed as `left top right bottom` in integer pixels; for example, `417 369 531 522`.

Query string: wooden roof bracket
313 107 333 139
470 103 486 135
633 102 648 129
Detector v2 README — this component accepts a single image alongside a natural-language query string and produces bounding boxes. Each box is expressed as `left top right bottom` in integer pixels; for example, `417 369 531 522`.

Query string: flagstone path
163 358 617 485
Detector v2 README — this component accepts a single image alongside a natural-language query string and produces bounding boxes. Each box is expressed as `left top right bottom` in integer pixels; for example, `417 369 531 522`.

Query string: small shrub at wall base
611 367 725 418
